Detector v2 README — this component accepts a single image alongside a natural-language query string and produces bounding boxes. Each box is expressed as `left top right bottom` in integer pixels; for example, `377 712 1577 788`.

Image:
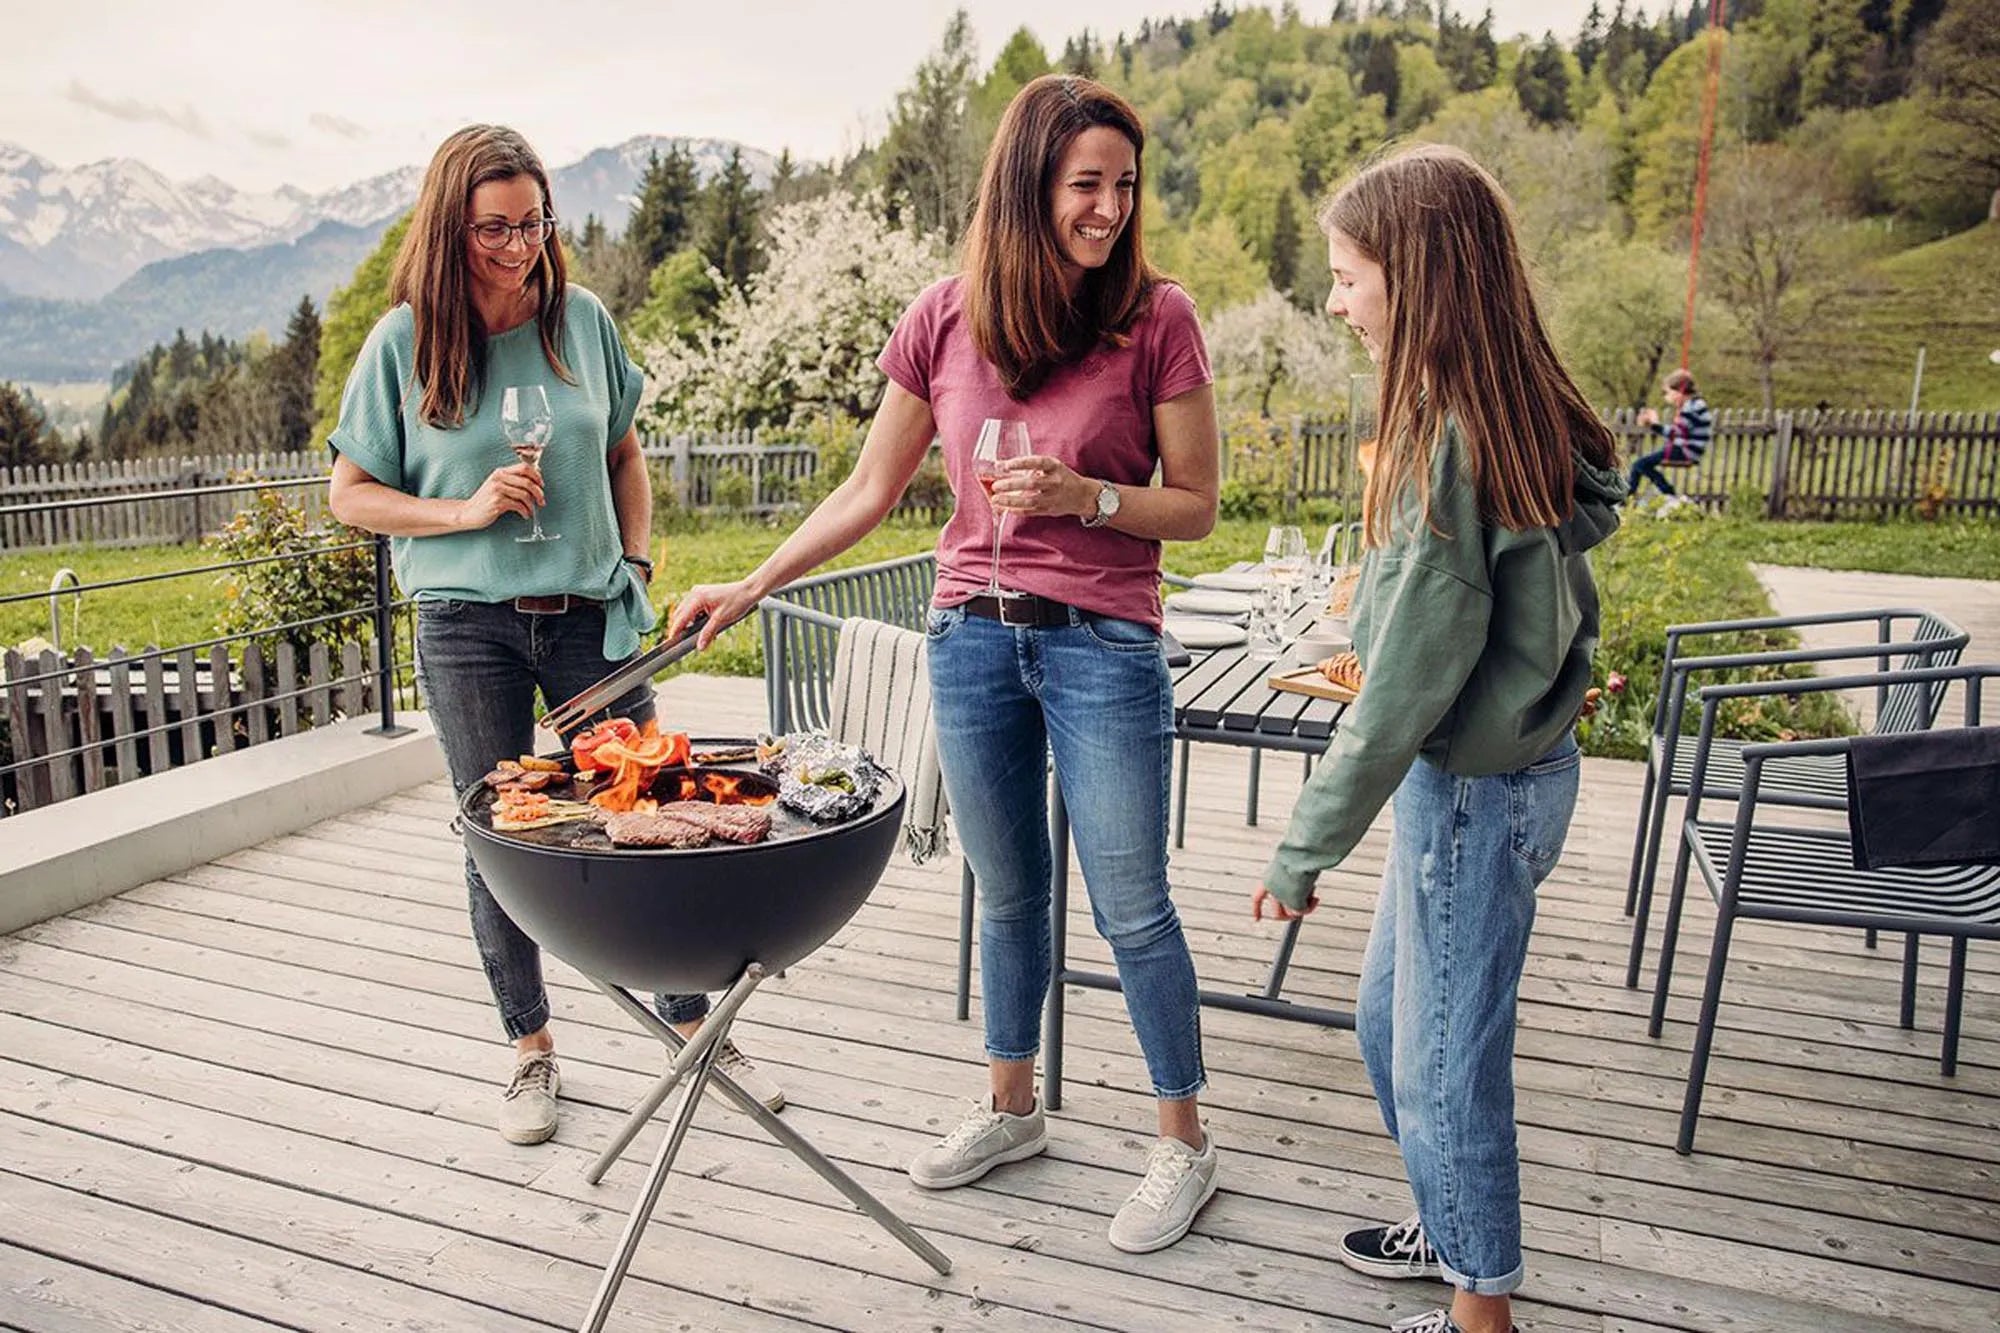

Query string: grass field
7 508 1994 761
1701 221 2000 411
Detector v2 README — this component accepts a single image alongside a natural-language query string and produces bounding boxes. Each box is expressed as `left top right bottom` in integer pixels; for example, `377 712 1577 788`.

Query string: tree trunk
1759 356 1777 415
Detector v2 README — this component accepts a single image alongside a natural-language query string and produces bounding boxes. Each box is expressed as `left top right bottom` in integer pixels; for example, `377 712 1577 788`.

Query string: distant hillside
1701 223 2000 411
0 217 390 381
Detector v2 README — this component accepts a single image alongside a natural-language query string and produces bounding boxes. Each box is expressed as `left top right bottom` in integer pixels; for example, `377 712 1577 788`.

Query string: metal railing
0 475 413 815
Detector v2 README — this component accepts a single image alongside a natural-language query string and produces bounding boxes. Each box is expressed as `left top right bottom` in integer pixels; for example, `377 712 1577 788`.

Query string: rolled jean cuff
985 1043 1040 1063
1440 1259 1524 1297
654 992 712 1026
502 998 552 1043
1153 1075 1207 1101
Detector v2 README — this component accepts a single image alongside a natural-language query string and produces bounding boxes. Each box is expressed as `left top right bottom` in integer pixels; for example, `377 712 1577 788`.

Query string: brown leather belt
961 592 1078 628
513 594 600 615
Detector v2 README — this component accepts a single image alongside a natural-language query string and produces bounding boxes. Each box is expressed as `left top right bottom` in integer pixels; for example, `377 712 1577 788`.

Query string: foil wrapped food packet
759 732 887 823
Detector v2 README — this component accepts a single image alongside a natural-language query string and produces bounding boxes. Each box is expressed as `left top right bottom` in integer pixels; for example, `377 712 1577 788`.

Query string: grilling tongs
541 611 710 739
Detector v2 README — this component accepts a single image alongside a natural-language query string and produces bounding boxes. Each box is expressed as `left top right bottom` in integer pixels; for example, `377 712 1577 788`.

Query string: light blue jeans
1356 734 1581 1295
926 605 1205 1100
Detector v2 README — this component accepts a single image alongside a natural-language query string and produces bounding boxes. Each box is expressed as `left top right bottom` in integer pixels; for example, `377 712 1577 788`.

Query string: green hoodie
1263 422 1626 909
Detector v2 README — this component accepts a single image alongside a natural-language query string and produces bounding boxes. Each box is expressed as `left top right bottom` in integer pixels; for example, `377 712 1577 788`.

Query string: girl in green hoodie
1251 144 1626 1333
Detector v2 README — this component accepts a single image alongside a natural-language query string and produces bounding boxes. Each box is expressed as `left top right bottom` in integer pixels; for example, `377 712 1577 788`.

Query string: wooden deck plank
6 671 1998 1333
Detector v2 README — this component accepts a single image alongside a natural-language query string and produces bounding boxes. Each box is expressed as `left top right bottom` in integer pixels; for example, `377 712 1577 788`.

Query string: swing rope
1678 0 1729 375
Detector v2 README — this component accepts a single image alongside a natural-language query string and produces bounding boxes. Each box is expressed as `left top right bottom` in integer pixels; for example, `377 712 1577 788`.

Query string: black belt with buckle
961 592 1078 628
513 593 600 615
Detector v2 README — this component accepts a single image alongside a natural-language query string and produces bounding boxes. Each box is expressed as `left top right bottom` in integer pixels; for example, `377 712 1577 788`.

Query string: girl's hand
991 454 1090 518
667 580 761 650
1636 407 1660 428
457 463 544 530
1251 886 1319 921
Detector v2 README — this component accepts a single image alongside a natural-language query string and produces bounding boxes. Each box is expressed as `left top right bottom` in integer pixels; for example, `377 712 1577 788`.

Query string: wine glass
973 418 1031 595
502 385 558 543
1263 524 1307 610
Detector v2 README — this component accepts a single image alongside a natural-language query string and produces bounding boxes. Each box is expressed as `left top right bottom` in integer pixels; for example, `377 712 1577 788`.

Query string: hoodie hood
1559 451 1626 555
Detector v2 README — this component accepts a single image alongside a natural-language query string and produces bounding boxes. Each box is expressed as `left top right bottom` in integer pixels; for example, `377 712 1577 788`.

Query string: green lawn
7 509 1992 761
1702 221 2000 411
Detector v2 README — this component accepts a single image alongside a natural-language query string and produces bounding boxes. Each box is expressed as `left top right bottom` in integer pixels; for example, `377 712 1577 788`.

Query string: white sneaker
1107 1132 1219 1253
712 1038 785 1112
907 1095 1049 1189
498 1050 559 1145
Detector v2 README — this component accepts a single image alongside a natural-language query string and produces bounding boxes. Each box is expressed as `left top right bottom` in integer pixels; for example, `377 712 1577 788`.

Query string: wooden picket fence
5 411 1995 555
0 452 330 551
0 637 386 814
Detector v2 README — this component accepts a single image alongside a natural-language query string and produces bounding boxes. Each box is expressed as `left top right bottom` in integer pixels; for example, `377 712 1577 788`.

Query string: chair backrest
1876 612 1968 734
761 553 937 733
825 616 949 862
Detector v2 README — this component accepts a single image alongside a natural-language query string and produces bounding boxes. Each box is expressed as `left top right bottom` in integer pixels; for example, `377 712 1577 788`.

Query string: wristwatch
622 554 655 583
1080 480 1121 528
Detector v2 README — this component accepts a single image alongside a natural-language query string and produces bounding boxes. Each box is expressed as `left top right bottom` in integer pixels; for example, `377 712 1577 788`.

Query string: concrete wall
0 715 445 937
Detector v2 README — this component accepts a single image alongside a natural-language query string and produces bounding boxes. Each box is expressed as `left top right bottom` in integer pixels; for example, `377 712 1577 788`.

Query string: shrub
208 485 376 664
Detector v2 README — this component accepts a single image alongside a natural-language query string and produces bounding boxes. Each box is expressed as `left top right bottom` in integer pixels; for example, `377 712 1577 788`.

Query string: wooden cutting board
1267 666 1359 703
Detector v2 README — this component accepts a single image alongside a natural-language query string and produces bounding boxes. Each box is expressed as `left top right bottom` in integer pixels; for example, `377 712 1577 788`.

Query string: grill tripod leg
578 996 726 1333
583 970 953 1332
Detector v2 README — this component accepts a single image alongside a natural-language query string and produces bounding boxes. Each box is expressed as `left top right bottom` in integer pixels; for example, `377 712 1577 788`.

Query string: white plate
1162 616 1248 650
1190 569 1261 592
1165 588 1254 616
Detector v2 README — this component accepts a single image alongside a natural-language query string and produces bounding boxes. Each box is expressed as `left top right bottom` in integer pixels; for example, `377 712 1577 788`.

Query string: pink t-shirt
877 276 1213 630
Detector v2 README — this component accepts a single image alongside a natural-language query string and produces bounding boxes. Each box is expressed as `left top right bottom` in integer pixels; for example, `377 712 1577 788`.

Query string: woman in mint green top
327 125 784 1147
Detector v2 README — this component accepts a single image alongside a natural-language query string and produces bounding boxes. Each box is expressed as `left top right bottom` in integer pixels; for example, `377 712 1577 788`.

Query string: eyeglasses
467 217 557 250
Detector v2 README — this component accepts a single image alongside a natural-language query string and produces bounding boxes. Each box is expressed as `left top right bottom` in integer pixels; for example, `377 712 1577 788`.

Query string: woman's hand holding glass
456 462 545 531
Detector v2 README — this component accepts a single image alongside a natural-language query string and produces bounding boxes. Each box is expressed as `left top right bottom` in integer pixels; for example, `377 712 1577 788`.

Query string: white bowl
1293 629 1352 661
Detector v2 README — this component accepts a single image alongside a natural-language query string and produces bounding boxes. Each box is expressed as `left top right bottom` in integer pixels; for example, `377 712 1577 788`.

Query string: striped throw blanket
826 617 950 864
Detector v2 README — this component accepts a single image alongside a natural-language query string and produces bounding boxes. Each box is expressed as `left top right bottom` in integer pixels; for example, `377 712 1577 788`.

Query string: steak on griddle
655 801 773 844
605 811 711 848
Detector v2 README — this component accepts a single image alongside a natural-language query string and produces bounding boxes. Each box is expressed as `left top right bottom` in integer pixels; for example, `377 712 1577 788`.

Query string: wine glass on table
1263 524 1307 611
502 385 558 543
973 418 1031 596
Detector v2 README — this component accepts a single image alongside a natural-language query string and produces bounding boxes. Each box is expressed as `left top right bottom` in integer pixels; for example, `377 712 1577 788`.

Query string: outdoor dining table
1040 586 1356 1111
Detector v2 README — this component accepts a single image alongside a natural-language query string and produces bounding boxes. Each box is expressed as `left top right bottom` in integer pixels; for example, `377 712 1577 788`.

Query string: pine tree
1268 190 1301 296
1514 32 1574 125
0 380 59 468
881 9 981 241
698 146 764 292
273 295 322 450
1577 1 1607 74
626 144 700 271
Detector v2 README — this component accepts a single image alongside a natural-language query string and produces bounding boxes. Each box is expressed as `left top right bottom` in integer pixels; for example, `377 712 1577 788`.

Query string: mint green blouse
328 287 657 660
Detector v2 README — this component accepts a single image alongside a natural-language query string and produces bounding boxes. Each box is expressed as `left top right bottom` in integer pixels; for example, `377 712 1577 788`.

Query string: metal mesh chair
1647 665 1999 1154
759 555 985 1020
1624 608 1970 989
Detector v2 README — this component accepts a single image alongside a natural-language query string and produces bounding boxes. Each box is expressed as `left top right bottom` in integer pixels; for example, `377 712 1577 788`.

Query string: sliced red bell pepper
570 717 640 772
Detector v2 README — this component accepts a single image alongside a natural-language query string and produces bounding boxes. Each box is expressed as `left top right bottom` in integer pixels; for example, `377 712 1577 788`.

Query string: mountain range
0 136 775 382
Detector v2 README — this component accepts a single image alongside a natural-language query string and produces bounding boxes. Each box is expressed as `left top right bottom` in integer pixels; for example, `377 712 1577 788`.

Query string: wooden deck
3 672 1995 1332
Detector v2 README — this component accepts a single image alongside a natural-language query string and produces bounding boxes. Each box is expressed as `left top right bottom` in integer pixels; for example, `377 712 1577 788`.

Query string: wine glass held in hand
972 417 1031 597
501 385 558 543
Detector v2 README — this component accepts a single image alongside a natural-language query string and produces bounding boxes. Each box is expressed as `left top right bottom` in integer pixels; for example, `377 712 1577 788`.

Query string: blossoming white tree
1205 287 1349 417
639 191 951 431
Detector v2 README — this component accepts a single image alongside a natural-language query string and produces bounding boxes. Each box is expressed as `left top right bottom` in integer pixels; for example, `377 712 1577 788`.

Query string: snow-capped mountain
0 135 776 304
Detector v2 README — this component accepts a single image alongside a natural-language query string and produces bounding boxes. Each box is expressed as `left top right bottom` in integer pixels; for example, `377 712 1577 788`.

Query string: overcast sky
6 1 1599 194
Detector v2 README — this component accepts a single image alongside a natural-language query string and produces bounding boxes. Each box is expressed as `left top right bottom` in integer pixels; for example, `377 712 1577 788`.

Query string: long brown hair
961 75 1159 400
1319 143 1614 546
390 125 573 429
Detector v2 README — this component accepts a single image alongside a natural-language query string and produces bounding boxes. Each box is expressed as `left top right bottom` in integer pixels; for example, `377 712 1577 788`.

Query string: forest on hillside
10 0 1994 470
571 0 1995 431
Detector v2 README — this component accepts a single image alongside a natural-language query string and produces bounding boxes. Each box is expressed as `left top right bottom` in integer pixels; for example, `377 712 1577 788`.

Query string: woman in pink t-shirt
670 74 1222 1253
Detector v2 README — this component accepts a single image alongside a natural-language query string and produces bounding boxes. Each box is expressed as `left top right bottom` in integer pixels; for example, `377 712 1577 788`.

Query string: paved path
1755 563 2000 727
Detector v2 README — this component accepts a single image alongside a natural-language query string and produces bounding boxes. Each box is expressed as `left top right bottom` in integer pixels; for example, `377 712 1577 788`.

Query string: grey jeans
415 596 709 1039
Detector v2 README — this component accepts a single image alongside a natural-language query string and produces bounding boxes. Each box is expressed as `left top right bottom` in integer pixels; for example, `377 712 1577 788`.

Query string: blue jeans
1355 734 1581 1295
415 597 710 1040
926 605 1204 1100
1627 448 1679 497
